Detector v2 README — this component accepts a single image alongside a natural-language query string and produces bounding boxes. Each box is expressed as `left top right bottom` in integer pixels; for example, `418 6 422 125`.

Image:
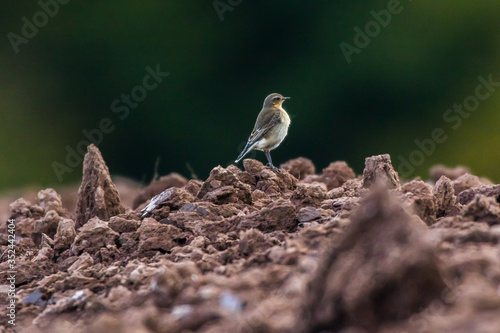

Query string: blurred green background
1 0 499 192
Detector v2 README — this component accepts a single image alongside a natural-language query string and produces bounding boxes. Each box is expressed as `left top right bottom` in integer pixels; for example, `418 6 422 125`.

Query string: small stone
132 173 188 209
141 187 195 217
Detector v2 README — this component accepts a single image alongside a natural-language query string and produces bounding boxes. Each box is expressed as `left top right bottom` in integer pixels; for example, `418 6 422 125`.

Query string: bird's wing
247 110 281 146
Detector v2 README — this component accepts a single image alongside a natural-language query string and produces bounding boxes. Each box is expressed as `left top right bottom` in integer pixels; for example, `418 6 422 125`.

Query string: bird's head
263 93 290 108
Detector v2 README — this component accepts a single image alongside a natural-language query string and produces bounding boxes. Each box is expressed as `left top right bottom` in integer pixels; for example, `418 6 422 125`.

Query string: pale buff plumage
235 93 291 170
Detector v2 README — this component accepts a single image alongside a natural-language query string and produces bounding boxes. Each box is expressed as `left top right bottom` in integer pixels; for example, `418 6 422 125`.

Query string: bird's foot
266 164 281 173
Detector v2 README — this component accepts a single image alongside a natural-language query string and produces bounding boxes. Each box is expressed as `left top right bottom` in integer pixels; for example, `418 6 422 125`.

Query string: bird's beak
283 97 290 100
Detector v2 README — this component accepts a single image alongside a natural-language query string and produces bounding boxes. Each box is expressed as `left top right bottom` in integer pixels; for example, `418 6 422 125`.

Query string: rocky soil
1 145 500 333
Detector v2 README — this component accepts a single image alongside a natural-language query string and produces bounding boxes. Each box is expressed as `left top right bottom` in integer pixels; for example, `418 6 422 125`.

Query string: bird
235 93 291 171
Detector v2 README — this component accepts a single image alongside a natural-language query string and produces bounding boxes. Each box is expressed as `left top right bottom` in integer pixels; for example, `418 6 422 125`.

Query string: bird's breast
281 109 291 128
255 109 290 151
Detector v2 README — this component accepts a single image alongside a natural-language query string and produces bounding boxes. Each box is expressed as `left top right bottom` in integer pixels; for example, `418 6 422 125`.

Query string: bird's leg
265 150 280 173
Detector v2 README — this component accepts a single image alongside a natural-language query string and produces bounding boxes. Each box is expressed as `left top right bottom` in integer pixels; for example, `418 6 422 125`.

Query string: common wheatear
235 93 291 171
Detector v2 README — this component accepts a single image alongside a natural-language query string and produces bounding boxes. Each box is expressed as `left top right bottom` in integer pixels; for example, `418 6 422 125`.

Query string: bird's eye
274 97 280 101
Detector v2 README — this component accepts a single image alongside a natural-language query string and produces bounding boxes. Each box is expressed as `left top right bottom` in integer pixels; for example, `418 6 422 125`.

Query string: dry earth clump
1 148 500 332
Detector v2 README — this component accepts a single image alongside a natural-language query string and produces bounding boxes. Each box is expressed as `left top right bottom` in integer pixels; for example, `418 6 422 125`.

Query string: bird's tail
235 142 256 163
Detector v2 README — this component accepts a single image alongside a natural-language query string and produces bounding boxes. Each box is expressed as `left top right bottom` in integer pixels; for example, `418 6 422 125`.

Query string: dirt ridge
1 147 500 332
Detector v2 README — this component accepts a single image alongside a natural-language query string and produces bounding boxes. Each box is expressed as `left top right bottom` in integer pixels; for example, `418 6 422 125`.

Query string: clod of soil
74 144 126 229
2 148 500 333
302 161 356 190
433 176 460 217
301 186 444 332
456 184 500 205
429 164 471 182
362 154 400 189
280 157 316 180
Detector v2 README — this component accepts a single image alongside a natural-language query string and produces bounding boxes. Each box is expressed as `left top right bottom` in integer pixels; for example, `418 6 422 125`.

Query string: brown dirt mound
1 149 500 333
